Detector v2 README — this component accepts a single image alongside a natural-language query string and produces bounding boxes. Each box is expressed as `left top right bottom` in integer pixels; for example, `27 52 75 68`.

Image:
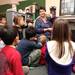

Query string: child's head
14 15 25 26
53 19 71 42
50 6 56 14
1 27 18 45
25 27 37 40
0 15 7 27
39 34 46 45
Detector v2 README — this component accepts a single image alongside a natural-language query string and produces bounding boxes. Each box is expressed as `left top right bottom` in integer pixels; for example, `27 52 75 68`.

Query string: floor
29 66 75 75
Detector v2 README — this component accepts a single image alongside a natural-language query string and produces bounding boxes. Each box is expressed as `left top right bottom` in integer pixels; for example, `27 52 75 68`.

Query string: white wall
45 0 60 16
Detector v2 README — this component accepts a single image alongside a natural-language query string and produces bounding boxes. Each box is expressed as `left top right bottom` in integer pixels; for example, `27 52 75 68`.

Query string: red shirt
2 45 24 75
39 44 46 65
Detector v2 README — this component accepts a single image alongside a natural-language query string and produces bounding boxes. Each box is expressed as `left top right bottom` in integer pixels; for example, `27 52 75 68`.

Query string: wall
0 4 11 13
45 0 60 16
0 0 45 13
17 0 45 10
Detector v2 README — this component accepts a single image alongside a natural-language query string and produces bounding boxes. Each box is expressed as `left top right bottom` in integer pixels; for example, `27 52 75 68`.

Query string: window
60 0 75 15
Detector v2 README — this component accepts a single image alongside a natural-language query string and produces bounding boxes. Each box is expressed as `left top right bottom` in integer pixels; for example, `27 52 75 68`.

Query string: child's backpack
0 50 10 75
